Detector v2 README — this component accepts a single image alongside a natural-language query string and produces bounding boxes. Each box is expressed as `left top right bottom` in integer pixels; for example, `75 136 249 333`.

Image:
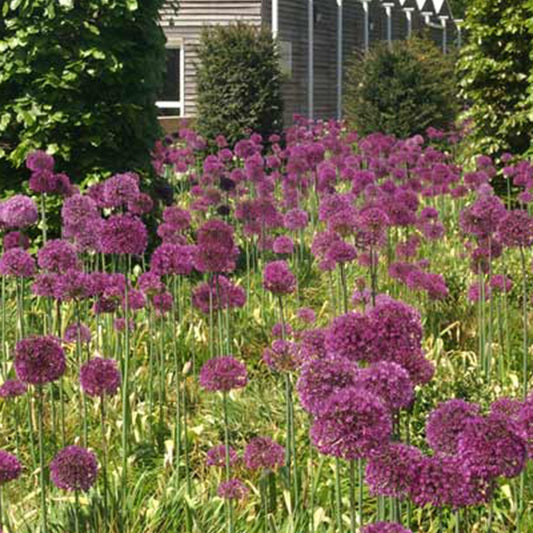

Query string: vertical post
308 0 314 119
337 0 343 120
362 1 369 53
440 17 448 54
180 44 186 117
386 5 392 48
272 0 279 38
455 19 463 48
404 9 413 38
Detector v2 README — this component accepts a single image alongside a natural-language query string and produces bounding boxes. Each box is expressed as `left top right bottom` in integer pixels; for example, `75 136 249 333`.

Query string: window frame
156 38 185 117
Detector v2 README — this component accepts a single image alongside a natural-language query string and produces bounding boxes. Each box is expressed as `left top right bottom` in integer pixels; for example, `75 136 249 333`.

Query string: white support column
404 8 414 38
308 0 314 119
455 20 463 48
337 0 343 120
383 3 394 49
362 1 370 53
440 16 448 53
272 0 279 38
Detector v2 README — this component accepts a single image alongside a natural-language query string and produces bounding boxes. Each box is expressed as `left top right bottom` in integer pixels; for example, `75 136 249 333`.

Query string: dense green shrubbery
345 38 458 138
458 0 533 157
195 23 283 146
0 0 168 194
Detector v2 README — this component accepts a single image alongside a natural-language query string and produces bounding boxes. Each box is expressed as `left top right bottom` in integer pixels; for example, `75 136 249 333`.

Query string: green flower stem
37 386 48 533
348 460 357 533
334 458 342 533
100 396 108 530
519 246 529 398
76 302 88 447
171 276 183 490
223 392 234 533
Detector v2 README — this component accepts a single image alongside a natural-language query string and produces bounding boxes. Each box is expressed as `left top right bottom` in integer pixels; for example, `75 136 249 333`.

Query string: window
157 41 185 117
279 41 293 78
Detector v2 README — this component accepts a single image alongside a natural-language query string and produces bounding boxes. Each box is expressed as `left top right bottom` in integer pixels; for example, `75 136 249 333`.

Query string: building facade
157 0 458 128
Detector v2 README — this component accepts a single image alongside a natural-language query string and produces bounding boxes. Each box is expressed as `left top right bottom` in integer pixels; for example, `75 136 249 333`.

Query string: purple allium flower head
271 322 293 339
490 397 523 419
262 260 296 295
459 194 506 239
458 414 527 479
409 454 491 508
37 239 79 273
297 357 358 416
79 358 121 397
0 379 27 398
0 450 22 484
113 317 134 332
310 387 392 460
206 445 239 468
426 399 481 455
325 239 357 264
153 291 173 316
64 323 91 344
3 231 30 250
0 249 35 278
99 214 147 255
61 194 99 230
151 243 194 276
272 235 295 255
55 269 95 301
355 207 390 248
284 208 309 230
199 356 248 392
490 274 513 293
361 523 412 533
103 172 140 208
517 395 533 457
325 312 375 362
296 307 316 324
365 443 422 498
123 289 146 311
263 339 300 372
162 206 192 231
497 210 533 248
193 221 239 272
244 436 284 471
354 361 414 411
32 273 61 299
50 446 98 492
128 192 153 215
192 275 246 314
26 150 54 173
137 271 164 296
0 195 38 229
15 336 66 385
217 478 249 500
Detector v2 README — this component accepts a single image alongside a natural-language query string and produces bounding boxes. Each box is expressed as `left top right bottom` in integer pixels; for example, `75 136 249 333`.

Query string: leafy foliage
195 23 284 146
345 38 458 138
458 0 533 157
448 0 467 19
0 0 167 193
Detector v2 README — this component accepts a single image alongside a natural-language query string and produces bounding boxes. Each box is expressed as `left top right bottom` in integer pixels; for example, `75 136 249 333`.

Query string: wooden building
157 0 458 128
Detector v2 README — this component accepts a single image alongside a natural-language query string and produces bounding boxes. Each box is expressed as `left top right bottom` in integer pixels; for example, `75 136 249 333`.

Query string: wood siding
159 0 457 124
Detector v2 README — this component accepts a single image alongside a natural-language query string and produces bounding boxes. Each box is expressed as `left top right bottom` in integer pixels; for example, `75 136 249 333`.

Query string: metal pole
308 0 314 119
405 9 413 38
441 18 448 53
457 26 462 48
337 0 343 120
272 0 279 38
386 6 392 48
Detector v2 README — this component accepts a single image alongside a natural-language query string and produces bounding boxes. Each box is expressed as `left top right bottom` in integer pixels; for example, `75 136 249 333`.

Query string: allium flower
354 361 414 411
199 356 248 392
325 312 375 362
271 322 293 339
206 445 239 468
497 210 533 248
409 454 490 508
490 397 523 419
263 339 300 372
3 231 30 250
79 358 121 397
0 379 27 398
272 235 294 255
26 150 54 172
361 523 412 533
128 192 153 215
365 443 422 498
0 249 35 278
217 478 249 500
490 274 513 293
50 446 98 492
192 276 246 314
37 239 79 273
296 307 316 324
458 414 527 479
284 208 309 230
99 214 148 255
15 336 66 385
262 261 296 295
325 240 357 264
64 323 91 344
297 357 358 416
55 269 95 301
426 399 481 455
153 292 173 315
103 172 140 208
194 219 239 273
459 194 505 238
137 271 164 296
61 194 99 231
151 243 194 276
162 205 191 231
310 387 392 460
517 396 533 457
244 437 284 470
355 207 390 247
0 450 22 484
0 195 38 229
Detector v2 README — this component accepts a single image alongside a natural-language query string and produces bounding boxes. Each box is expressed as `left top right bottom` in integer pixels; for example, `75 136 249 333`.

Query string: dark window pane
158 48 181 102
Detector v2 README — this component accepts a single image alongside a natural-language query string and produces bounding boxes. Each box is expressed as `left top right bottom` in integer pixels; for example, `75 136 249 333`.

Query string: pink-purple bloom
79 358 121 397
50 445 98 492
199 357 248 392
15 336 66 385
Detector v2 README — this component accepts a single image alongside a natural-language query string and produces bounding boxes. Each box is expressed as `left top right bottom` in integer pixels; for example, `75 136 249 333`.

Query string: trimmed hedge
345 38 458 138
195 22 283 146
